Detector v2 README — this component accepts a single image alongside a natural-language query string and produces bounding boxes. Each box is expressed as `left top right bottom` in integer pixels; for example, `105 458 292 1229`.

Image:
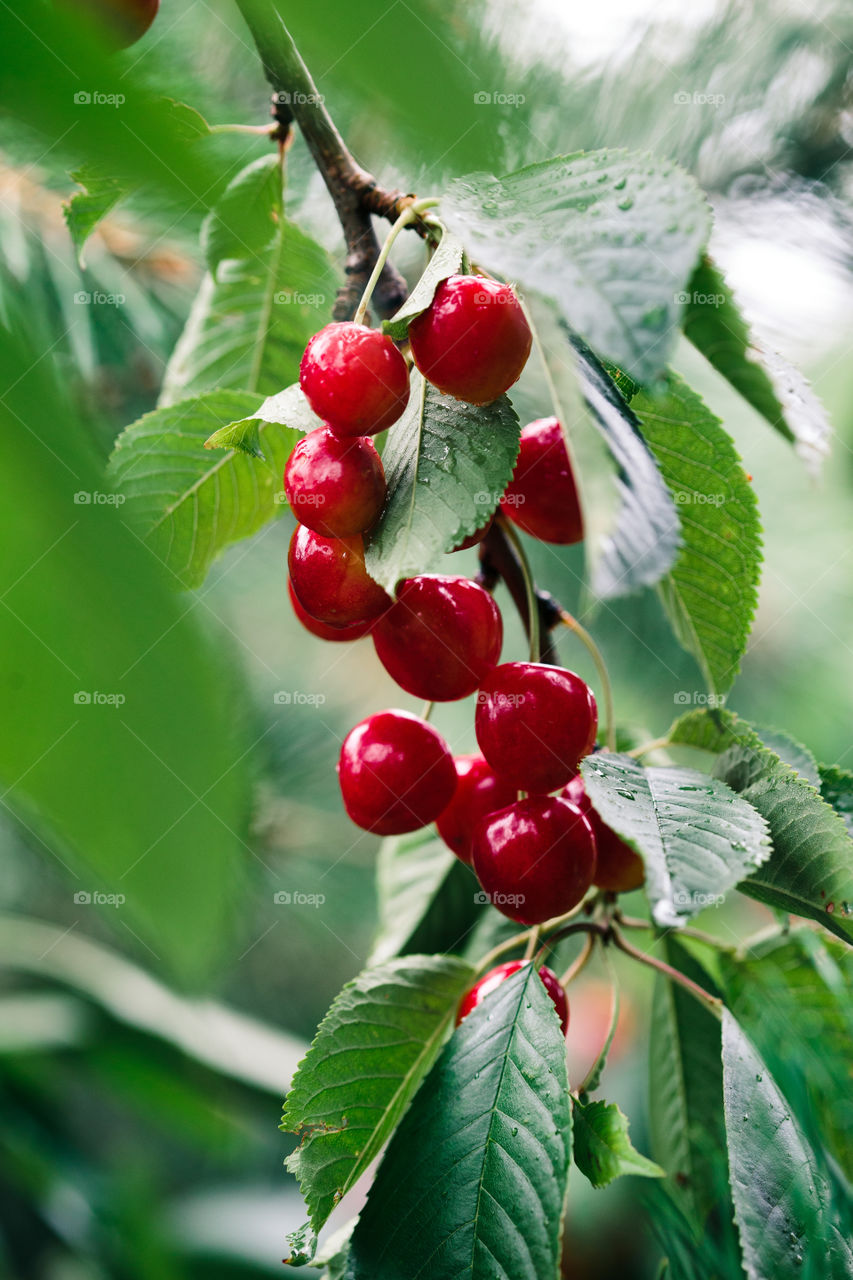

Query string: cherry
436 754 516 864
79 0 158 46
472 795 597 924
287 581 373 642
288 526 390 628
284 428 386 537
337 710 456 836
457 960 569 1036
501 417 583 545
451 513 495 553
475 662 597 793
299 323 409 437
563 775 645 892
408 275 532 405
373 575 502 701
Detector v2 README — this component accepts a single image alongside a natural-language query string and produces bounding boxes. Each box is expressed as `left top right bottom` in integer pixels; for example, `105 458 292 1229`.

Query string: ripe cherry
564 775 645 892
408 275 532 405
338 710 456 836
472 795 597 924
451 513 495 552
80 0 159 47
288 526 390 628
284 428 386 537
299 323 409 437
436 754 516 864
373 575 502 701
287 581 373 642
501 417 583 545
475 662 597 793
457 960 569 1036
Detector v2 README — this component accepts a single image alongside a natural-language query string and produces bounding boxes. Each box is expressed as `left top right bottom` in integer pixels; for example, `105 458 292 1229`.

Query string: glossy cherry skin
501 417 583 545
436 754 517 864
373 575 502 702
563 775 645 892
287 580 373 642
472 795 597 924
408 275 532 405
337 710 457 836
299 323 410 437
288 526 391 628
80 0 159 46
457 960 569 1036
475 662 597 793
284 428 386 537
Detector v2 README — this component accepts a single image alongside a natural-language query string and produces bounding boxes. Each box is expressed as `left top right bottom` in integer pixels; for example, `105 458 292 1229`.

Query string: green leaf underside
364 370 520 592
568 333 681 599
573 1099 663 1188
683 257 830 470
722 1011 853 1280
580 753 771 926
370 830 485 964
204 382 322 460
382 231 465 341
107 389 301 589
282 955 474 1249
160 155 338 404
633 373 762 695
443 150 710 384
346 964 571 1280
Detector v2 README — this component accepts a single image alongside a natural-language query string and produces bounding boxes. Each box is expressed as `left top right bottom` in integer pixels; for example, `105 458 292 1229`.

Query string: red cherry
436 754 517 864
79 0 159 47
408 275 532 405
287 580 373 642
501 417 583 545
373 575 502 702
299 323 409 437
337 710 456 836
563 775 645 892
475 662 597 793
284 428 386 537
288 526 390 628
472 795 597 925
451 513 495 553
457 960 569 1036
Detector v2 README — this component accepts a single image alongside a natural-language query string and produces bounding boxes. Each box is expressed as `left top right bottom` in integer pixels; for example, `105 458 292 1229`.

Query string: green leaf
443 150 710 384
578 953 619 1097
346 963 571 1280
382 231 465 341
819 764 853 838
752 727 820 788
632 373 762 696
722 1010 853 1280
107 389 303 589
572 1098 663 1188
667 707 763 757
161 158 338 404
369 829 484 964
713 742 853 944
580 753 770 926
204 383 322 461
568 333 681 598
683 257 830 472
282 955 474 1254
364 370 520 593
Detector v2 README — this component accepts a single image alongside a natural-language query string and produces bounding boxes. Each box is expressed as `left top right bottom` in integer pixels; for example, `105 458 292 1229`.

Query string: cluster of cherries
286 273 643 1036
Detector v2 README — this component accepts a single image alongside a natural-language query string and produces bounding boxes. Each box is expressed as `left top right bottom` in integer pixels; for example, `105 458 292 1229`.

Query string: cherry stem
557 932 596 987
475 927 538 975
559 611 615 752
353 198 441 326
609 924 723 1018
209 122 279 135
523 926 541 962
627 735 673 759
497 515 540 662
615 913 736 953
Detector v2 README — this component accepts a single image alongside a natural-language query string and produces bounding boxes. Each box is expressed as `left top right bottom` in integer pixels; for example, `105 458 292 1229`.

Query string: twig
609 924 722 1018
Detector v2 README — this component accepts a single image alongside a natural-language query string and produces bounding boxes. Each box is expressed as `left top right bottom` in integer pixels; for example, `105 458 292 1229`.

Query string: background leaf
633 374 762 696
580 753 771 926
382 231 465 341
443 150 710 383
364 371 520 592
573 1098 663 1188
346 964 571 1280
818 764 853 837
